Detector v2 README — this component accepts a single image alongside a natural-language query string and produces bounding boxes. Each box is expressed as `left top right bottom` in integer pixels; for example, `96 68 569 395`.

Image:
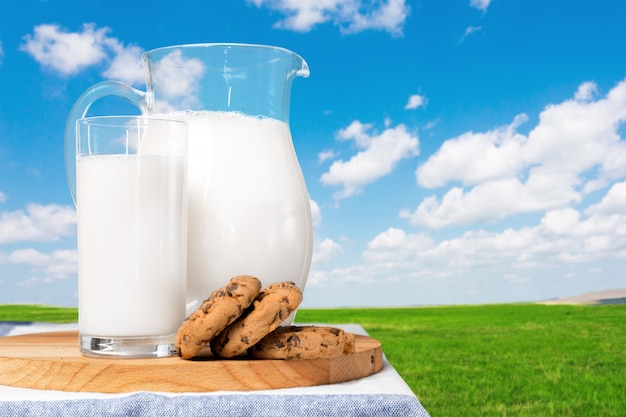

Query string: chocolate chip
329 328 340 336
287 335 300 346
226 284 238 295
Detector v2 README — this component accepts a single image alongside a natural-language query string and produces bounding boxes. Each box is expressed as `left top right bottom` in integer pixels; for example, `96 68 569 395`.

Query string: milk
77 154 187 337
169 111 313 313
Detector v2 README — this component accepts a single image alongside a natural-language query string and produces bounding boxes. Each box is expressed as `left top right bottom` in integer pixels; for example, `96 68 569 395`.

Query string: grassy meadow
297 304 626 417
0 304 78 323
1 303 625 416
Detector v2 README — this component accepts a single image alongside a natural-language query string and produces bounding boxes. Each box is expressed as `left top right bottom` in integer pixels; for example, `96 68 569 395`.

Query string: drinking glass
76 116 188 358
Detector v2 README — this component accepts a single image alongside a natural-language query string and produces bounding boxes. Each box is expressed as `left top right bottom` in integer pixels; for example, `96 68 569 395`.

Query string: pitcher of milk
65 44 313 315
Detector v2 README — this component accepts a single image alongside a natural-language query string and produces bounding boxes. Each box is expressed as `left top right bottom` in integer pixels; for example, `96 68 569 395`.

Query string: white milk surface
77 154 186 337
171 111 313 312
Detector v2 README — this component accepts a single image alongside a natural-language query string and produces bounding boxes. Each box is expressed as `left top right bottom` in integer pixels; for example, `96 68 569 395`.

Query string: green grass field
0 304 78 323
297 304 626 417
1 303 624 416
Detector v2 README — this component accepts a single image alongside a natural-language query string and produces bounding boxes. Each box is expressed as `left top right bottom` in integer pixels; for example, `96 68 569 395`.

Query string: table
0 322 430 416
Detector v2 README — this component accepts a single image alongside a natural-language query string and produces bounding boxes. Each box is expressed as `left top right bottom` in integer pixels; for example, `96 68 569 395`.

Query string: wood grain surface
0 331 382 393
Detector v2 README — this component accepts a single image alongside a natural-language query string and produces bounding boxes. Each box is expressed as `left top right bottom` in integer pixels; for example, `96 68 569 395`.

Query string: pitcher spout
293 53 310 79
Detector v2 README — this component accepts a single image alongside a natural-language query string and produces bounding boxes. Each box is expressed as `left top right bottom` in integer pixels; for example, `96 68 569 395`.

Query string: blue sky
1 0 625 308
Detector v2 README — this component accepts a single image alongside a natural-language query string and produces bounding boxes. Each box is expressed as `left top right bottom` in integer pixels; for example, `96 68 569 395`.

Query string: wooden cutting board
0 331 382 393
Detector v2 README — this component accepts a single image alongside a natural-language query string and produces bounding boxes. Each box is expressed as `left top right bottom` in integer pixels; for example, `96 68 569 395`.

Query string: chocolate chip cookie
249 325 356 360
211 281 303 358
175 275 262 359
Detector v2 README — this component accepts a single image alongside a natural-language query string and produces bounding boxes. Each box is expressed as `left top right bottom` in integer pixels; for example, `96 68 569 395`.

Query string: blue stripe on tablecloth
0 392 430 417
0 322 32 337
0 322 78 337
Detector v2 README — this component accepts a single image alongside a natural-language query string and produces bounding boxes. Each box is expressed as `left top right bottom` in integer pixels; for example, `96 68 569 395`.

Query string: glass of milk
76 116 188 358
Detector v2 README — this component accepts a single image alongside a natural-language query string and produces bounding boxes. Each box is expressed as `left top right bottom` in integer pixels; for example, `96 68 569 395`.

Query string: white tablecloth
0 322 430 416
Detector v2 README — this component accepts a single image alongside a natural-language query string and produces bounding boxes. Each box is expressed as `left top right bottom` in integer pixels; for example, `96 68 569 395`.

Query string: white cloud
405 94 427 110
310 199 322 229
0 41 4 64
318 149 339 163
367 194 626 282
15 277 40 288
503 273 531 284
305 269 331 288
424 119 439 130
152 50 205 98
367 227 408 249
249 0 410 36
320 120 419 200
150 49 206 112
306 263 376 288
458 25 482 44
574 81 598 102
416 114 528 188
101 41 144 86
312 237 344 264
407 79 626 229
0 191 6 203
308 198 344 274
0 203 76 244
20 23 109 75
582 141 626 193
342 0 410 35
584 181 626 216
364 227 434 264
308 198 344 263
20 23 144 85
402 175 582 229
470 0 491 12
2 248 77 280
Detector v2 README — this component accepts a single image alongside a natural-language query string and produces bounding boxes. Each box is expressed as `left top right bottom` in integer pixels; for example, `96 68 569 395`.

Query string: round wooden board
0 331 382 393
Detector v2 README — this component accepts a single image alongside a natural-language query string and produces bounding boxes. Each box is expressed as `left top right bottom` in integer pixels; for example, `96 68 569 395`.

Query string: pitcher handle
64 81 148 204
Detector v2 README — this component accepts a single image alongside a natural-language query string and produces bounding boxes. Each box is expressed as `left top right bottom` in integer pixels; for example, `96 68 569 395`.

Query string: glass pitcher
65 44 313 315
